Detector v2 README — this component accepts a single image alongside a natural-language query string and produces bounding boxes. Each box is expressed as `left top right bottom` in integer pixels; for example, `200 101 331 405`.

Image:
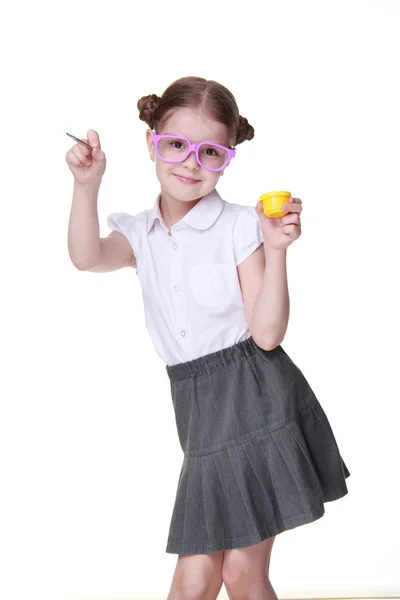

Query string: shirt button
173 284 180 292
180 330 186 337
172 243 177 250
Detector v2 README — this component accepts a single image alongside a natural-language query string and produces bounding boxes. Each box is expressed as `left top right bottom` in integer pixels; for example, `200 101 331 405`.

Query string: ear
146 129 155 162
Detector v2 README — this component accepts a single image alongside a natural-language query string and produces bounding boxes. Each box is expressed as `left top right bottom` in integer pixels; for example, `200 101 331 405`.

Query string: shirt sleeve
107 212 139 258
232 207 264 266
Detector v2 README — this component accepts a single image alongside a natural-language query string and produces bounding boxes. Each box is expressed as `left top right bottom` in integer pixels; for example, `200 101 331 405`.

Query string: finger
283 203 302 213
72 145 92 166
92 146 106 165
67 149 83 167
67 148 88 167
283 223 300 238
87 129 101 149
75 140 92 156
289 197 302 204
282 213 300 225
256 201 267 220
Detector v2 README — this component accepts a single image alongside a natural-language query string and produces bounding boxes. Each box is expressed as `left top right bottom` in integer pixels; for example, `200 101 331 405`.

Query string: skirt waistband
166 336 266 382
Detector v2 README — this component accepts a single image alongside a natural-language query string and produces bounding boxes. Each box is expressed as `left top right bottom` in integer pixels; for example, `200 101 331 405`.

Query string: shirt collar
146 189 224 234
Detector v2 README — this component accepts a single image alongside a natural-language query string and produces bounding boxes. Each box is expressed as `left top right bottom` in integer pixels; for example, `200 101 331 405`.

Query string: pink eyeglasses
152 133 236 172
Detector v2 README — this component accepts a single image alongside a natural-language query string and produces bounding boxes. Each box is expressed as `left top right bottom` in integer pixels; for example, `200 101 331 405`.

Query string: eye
202 146 219 156
170 140 186 149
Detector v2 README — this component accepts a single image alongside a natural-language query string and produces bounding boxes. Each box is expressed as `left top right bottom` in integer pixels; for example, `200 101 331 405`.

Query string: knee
169 569 223 600
222 558 248 590
222 557 268 596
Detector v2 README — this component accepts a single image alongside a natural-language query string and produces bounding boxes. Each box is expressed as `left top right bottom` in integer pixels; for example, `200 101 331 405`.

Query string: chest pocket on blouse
189 263 241 315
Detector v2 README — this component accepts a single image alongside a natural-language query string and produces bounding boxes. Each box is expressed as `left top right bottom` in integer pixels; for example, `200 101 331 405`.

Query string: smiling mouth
173 174 201 184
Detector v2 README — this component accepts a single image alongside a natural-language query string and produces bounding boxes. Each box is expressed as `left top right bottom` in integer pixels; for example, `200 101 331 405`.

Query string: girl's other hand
65 129 106 186
256 196 303 250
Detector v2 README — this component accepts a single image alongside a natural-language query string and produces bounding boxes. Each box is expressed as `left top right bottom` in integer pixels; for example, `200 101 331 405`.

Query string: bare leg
167 550 224 600
222 536 278 600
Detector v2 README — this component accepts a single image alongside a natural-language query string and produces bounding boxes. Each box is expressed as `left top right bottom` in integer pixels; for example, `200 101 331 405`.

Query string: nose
182 149 200 170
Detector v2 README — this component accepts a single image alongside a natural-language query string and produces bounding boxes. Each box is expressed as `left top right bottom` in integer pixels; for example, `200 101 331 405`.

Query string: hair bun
137 94 161 129
236 115 255 145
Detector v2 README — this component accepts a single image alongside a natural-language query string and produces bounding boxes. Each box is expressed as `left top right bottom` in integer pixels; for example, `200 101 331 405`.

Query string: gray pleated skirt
165 336 350 555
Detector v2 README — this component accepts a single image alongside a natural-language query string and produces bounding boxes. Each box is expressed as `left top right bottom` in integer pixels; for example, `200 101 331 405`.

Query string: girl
66 76 350 600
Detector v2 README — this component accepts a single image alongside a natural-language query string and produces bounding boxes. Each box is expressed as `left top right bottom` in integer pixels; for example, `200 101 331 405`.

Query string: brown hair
137 76 254 146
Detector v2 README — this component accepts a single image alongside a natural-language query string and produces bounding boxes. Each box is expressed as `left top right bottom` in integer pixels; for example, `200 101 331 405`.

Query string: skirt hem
165 501 329 555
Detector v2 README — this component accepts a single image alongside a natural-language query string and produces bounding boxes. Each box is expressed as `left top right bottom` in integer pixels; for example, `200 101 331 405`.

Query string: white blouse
107 189 264 366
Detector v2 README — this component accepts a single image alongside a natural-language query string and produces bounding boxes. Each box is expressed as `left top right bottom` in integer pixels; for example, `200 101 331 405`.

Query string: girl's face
146 107 231 204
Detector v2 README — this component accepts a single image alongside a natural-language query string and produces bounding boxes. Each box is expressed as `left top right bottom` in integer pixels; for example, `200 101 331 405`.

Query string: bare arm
68 182 135 272
237 244 289 350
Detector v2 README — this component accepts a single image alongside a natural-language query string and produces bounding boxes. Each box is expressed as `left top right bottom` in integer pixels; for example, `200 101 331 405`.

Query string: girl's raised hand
65 129 106 185
256 196 303 250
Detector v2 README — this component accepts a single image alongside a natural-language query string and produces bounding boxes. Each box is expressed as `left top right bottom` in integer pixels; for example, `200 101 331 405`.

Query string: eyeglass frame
151 132 236 172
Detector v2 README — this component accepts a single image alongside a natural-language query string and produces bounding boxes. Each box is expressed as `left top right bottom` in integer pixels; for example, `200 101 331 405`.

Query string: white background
0 0 399 599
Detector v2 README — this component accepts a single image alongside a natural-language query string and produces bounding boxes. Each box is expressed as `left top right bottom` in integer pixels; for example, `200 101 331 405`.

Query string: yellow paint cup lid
259 190 291 201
